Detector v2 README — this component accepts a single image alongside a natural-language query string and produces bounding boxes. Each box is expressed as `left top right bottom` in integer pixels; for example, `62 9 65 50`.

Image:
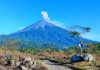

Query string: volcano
0 19 96 49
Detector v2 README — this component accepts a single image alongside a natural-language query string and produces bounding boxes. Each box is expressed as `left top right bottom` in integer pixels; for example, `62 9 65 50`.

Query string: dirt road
39 60 72 70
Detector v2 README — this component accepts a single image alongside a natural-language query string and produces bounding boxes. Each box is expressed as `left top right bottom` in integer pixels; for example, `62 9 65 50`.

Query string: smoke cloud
41 11 66 29
50 20 66 29
41 11 50 21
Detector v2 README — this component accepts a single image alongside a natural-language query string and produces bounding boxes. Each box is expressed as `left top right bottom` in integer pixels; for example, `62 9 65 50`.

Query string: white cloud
41 11 50 21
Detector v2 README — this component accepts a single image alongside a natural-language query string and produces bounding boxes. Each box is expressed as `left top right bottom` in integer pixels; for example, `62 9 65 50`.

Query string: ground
0 47 100 70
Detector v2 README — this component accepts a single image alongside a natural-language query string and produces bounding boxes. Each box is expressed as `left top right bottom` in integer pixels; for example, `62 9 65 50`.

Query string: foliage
81 43 100 54
65 46 80 54
18 45 60 55
91 43 100 54
69 25 91 35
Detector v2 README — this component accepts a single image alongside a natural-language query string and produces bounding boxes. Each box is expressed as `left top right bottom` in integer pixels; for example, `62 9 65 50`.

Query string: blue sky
0 0 100 41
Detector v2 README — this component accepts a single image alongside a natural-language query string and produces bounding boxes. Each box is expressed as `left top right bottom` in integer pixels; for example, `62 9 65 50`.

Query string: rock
30 60 33 65
84 55 89 61
19 57 25 62
23 61 31 67
3 54 12 61
2 54 13 66
84 53 94 62
0 66 7 70
21 66 28 70
15 61 21 66
13 66 22 70
11 59 15 66
0 55 38 70
4 60 11 66
24 57 34 67
31 62 37 69
24 57 31 62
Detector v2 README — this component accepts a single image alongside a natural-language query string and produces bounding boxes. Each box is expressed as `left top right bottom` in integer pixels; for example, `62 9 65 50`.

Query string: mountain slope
0 20 96 48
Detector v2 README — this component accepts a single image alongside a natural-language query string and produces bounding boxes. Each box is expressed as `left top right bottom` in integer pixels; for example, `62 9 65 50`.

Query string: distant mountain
0 20 97 49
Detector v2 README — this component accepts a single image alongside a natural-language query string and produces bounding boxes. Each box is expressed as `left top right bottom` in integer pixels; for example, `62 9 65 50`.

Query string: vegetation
87 43 100 54
68 25 91 55
0 41 100 70
0 28 99 70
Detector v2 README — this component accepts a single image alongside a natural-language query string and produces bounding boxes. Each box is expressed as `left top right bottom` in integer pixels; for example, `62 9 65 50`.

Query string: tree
68 25 91 55
0 34 20 54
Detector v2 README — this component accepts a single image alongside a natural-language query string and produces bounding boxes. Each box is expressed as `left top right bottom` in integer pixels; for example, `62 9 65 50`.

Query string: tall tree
68 25 91 55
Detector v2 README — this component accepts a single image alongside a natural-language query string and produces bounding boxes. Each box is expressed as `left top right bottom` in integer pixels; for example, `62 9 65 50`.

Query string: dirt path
39 60 72 70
